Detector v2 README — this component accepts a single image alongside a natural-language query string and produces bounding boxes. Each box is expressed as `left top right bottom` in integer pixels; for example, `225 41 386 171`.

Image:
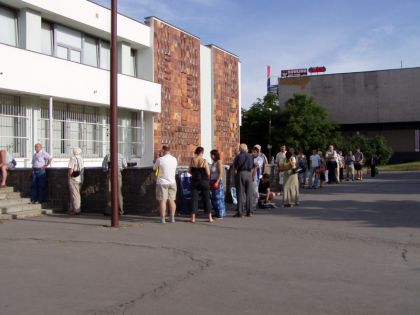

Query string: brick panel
152 20 201 164
212 47 240 163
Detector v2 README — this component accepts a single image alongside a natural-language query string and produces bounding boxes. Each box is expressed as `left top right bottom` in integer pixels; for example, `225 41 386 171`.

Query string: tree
341 134 392 165
241 93 283 157
281 94 342 152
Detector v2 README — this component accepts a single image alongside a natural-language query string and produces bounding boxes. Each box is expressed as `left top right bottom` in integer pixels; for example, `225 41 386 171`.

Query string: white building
0 0 161 167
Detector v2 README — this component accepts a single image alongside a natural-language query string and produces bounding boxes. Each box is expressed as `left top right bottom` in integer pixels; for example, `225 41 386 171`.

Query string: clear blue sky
92 0 420 108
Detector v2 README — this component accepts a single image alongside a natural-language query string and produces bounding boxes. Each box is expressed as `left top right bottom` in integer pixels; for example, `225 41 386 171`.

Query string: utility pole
268 107 272 162
110 0 119 227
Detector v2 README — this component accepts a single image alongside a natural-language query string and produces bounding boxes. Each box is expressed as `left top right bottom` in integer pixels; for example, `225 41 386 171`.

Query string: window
129 49 137 77
0 5 17 46
99 40 110 70
55 25 82 63
41 21 53 55
83 35 98 67
0 94 28 158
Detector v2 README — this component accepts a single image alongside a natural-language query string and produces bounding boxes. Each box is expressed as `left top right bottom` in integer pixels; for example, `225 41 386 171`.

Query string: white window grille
39 101 145 160
0 94 28 158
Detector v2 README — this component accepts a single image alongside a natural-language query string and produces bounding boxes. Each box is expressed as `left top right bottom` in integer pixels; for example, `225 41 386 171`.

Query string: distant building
277 68 420 162
0 0 241 167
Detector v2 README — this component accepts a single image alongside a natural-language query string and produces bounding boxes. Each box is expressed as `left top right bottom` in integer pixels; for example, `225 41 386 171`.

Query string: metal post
48 96 53 157
110 0 119 227
268 108 272 161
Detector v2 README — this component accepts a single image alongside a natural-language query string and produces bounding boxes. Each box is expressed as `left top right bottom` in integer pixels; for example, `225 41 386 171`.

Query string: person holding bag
68 147 84 215
189 147 213 223
210 149 226 219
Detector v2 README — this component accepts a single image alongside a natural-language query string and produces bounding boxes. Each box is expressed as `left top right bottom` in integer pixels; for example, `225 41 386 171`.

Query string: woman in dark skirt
189 146 213 223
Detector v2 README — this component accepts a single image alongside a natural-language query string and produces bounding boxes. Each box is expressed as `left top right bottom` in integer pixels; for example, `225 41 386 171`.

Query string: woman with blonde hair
283 151 299 207
68 147 84 215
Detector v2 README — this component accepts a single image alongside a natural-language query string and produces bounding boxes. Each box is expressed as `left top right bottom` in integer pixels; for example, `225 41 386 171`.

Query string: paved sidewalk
1 171 420 315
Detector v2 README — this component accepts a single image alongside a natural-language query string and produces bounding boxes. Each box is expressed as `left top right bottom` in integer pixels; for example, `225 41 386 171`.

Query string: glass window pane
56 45 68 60
129 49 137 77
70 49 81 63
0 6 17 46
41 21 53 55
56 25 81 49
83 36 98 67
100 41 110 70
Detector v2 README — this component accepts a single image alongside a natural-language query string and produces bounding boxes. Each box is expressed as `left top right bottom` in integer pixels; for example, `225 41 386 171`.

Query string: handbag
209 179 220 190
292 167 304 174
71 157 81 177
315 167 325 174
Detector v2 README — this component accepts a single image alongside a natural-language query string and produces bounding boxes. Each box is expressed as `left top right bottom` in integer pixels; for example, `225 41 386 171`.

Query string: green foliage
240 93 283 155
341 134 392 165
241 93 394 163
281 94 342 152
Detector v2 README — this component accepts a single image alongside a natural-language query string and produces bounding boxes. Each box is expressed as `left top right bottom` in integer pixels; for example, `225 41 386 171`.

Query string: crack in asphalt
0 236 213 315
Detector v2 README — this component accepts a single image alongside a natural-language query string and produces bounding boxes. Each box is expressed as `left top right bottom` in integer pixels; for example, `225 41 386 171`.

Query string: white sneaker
160 217 166 224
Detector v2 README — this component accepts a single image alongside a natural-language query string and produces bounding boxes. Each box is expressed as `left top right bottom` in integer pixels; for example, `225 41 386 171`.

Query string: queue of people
1 142 377 221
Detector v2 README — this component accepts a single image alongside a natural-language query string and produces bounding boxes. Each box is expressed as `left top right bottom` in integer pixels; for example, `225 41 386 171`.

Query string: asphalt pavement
1 171 420 315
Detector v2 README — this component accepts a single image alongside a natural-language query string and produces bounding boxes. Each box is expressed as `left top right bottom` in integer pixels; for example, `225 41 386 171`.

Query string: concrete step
1 202 51 214
0 198 32 207
0 186 14 193
0 213 12 220
0 192 25 200
11 209 53 219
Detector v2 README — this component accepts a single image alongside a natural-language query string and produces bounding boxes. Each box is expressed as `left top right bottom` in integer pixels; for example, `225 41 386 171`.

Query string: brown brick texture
152 20 201 164
212 47 240 164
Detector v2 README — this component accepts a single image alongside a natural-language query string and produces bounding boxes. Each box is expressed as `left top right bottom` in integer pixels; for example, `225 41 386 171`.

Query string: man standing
354 148 364 181
31 143 52 204
325 145 338 184
252 146 265 209
275 145 287 192
102 152 127 215
308 149 321 189
153 145 178 224
233 144 254 217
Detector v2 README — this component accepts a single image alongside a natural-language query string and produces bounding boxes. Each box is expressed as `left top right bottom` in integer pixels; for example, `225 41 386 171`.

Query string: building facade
0 0 241 168
278 68 420 162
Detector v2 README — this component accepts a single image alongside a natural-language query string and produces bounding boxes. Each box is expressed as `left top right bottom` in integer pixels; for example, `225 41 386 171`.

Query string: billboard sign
308 66 327 73
281 68 307 78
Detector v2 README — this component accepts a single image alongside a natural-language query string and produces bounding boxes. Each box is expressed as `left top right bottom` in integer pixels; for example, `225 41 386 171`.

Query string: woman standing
318 151 327 188
283 152 299 207
189 147 213 223
210 149 226 218
68 147 84 215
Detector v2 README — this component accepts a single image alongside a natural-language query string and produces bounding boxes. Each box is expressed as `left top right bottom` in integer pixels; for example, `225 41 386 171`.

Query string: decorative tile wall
212 47 240 163
152 19 201 164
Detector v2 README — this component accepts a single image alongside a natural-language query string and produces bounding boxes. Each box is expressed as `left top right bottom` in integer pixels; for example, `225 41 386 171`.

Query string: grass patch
378 161 420 172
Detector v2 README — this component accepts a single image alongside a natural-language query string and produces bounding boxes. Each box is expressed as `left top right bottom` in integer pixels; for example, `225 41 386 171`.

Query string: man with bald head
233 143 254 217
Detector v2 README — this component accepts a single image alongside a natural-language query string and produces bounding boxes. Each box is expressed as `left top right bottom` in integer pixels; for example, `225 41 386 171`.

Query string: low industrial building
277 67 420 162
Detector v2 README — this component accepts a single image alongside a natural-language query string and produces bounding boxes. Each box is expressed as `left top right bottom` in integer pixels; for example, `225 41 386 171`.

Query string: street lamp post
268 108 272 162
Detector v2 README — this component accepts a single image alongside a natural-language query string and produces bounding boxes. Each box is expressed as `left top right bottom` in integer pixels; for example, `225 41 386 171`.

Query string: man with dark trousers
233 143 254 217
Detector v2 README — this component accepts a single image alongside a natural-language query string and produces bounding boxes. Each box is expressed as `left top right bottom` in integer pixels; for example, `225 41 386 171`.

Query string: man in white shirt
31 143 52 203
325 145 338 184
308 149 321 189
252 146 265 209
275 144 287 192
153 145 178 223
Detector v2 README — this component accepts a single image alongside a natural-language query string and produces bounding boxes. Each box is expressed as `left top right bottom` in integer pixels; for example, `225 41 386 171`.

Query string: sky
92 0 420 108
